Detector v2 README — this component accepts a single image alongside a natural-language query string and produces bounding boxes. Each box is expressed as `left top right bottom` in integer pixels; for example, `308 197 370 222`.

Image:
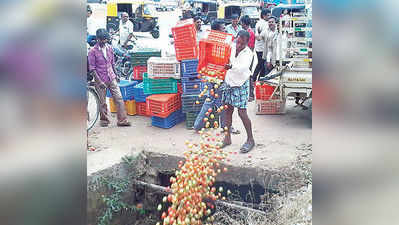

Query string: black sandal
240 141 255 153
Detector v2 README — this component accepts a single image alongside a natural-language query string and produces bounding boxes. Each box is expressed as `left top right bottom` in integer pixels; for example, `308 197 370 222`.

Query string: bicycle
87 77 100 131
112 34 137 80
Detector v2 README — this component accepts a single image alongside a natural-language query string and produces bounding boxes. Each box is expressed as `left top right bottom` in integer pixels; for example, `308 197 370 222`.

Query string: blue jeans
193 83 226 130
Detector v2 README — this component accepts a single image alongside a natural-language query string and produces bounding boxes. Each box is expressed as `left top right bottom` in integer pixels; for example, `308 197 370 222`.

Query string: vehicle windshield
144 4 156 15
242 6 258 16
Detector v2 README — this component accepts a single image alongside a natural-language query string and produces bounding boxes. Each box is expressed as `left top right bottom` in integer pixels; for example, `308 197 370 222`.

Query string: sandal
240 141 255 153
117 121 131 127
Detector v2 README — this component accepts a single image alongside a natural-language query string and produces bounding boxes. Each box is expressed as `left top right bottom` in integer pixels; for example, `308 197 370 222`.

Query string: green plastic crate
185 112 199 129
143 73 178 95
130 48 162 67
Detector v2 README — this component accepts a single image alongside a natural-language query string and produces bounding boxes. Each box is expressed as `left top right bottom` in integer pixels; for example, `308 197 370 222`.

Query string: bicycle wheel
87 86 100 131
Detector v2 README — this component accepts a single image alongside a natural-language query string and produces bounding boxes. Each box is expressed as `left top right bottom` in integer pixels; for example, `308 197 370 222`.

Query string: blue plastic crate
151 109 185 129
181 77 201 95
106 80 138 101
133 82 150 103
181 59 199 75
181 72 199 79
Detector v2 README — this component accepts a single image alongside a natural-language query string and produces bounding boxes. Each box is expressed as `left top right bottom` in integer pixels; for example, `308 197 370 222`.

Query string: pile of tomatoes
156 78 232 224
198 67 225 81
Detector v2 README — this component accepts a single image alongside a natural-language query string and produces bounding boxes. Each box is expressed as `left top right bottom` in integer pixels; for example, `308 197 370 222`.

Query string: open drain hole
156 171 277 210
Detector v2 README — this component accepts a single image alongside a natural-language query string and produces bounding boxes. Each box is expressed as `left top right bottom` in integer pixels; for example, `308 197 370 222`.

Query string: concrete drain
88 151 307 225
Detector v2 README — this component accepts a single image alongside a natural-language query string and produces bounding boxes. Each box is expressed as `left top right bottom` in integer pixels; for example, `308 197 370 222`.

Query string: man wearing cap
88 29 131 127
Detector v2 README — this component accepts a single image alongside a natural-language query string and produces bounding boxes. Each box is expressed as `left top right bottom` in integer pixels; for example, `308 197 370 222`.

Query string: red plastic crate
255 82 277 100
146 93 182 118
197 40 231 80
172 19 197 46
136 102 151 116
206 30 233 45
175 45 199 61
256 96 286 115
133 66 147 80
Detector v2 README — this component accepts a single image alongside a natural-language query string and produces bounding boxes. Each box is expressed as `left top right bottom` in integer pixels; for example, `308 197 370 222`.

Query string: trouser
94 77 128 124
193 98 226 131
253 51 266 81
194 83 226 130
265 64 275 77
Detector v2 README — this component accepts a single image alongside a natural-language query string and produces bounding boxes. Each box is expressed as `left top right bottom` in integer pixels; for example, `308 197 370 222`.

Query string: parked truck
257 4 312 114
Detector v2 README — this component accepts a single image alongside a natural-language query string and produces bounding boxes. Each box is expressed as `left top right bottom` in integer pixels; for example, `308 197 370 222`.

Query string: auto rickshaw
106 0 160 38
240 3 260 28
188 0 218 24
217 1 260 28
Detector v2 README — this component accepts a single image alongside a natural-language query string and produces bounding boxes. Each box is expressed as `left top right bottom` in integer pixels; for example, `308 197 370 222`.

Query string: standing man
193 16 205 41
240 15 255 51
239 15 256 101
225 14 242 39
87 5 97 45
88 29 131 127
194 20 240 135
253 9 270 81
119 12 135 49
222 30 255 153
261 16 279 76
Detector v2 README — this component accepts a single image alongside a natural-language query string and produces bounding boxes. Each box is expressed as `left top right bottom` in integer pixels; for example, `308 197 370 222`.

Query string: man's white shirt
254 19 268 52
87 16 97 36
225 45 253 87
119 20 134 45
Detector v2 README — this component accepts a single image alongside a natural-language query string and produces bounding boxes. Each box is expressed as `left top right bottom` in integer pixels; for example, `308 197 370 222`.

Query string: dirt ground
87 98 311 175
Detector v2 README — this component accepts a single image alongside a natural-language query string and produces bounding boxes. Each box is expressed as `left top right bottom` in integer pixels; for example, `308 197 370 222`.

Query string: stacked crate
172 19 198 61
134 82 151 116
171 19 202 129
147 93 184 128
255 81 285 115
180 59 203 129
130 48 161 81
144 56 183 128
107 80 138 116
